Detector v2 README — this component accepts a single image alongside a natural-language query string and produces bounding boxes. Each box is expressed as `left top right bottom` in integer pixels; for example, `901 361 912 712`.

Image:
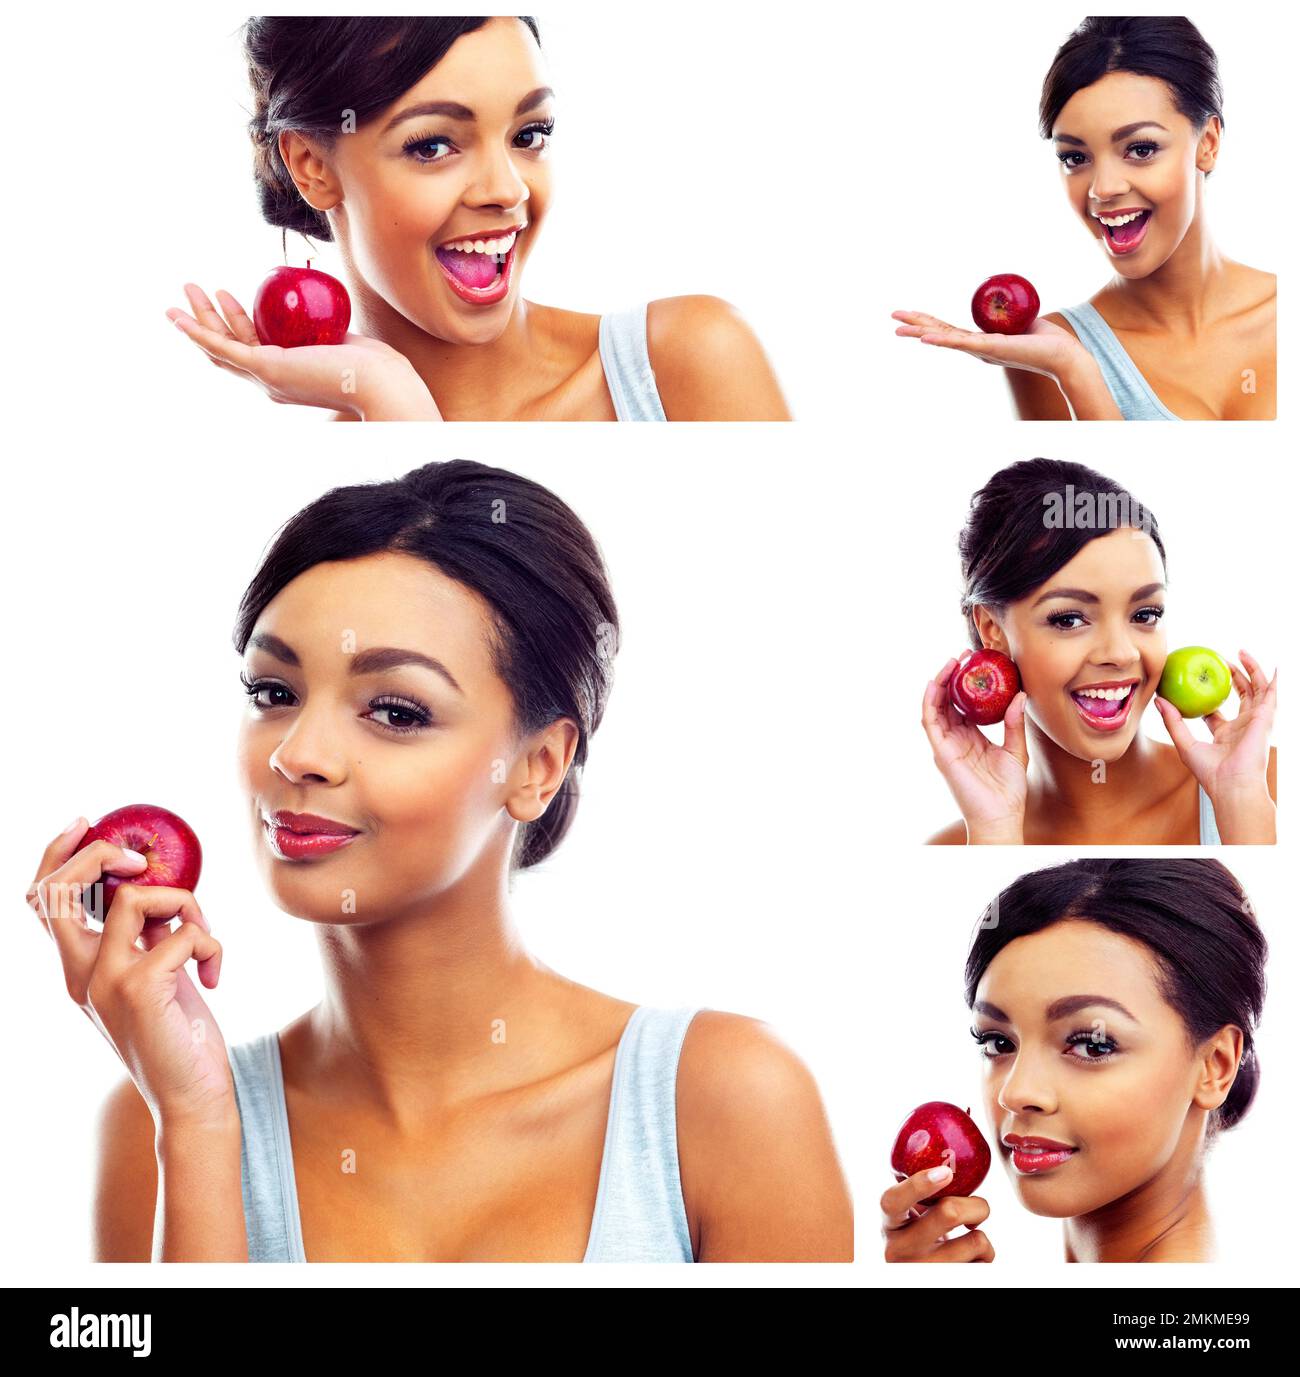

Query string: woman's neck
349 272 555 420
291 857 577 1132
1025 721 1171 835
1063 1146 1215 1263
1105 201 1232 336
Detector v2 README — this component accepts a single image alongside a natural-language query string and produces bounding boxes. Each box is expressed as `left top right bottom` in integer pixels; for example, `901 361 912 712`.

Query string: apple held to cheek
971 273 1040 335
74 804 203 923
1158 646 1232 718
253 265 351 347
891 1101 992 1205
949 649 1021 725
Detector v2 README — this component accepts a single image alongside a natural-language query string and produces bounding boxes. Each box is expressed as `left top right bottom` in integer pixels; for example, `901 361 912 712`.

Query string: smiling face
972 920 1230 1218
972 527 1167 764
235 551 577 924
283 18 553 345
1052 71 1220 275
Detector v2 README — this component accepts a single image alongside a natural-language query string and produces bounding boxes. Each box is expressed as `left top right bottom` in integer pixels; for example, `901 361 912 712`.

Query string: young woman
164 17 790 421
882 858 1268 1262
922 459 1277 845
892 16 1276 420
26 461 850 1262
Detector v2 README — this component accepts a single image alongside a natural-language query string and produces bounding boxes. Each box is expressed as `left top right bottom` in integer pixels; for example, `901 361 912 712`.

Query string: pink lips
1069 682 1138 733
1099 208 1152 256
433 236 520 306
265 810 359 862
1003 1134 1077 1175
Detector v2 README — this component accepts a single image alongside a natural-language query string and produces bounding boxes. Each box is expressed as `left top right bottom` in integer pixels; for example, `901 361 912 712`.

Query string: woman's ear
1197 115 1222 175
971 605 1009 654
505 718 580 824
278 131 343 213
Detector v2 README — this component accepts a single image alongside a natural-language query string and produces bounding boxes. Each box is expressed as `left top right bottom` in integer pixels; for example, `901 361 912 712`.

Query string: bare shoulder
1231 262 1277 310
927 819 968 845
645 295 791 420
92 1075 158 1261
675 1010 852 1260
1042 310 1077 339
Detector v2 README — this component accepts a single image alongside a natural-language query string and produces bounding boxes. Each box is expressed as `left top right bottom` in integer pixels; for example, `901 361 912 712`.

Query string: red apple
75 804 203 924
949 649 1021 725
891 1101 992 1205
971 273 1040 335
253 265 351 348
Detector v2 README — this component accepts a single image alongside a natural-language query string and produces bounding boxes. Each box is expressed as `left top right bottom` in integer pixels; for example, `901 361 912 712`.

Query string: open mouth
433 229 521 306
1097 208 1152 256
1069 681 1138 732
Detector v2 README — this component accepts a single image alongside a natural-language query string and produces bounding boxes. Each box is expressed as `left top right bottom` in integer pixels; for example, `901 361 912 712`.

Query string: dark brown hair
966 859 1267 1139
244 17 541 241
233 459 617 871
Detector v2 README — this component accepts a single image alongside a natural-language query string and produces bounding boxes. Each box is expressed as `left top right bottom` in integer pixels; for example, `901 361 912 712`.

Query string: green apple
1158 646 1232 718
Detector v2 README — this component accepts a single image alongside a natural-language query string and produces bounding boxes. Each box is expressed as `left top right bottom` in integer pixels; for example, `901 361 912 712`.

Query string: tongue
1111 212 1149 245
435 247 499 290
1074 692 1125 719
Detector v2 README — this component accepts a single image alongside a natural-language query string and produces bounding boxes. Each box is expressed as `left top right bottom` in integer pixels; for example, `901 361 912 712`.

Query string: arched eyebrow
1053 120 1169 147
381 86 555 133
975 995 1140 1024
1030 582 1165 608
247 632 464 695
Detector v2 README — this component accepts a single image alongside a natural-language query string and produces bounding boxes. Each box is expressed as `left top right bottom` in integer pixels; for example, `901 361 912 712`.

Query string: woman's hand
1155 650 1277 844
922 657 1030 844
881 1164 996 1262
893 308 1087 380
27 817 237 1131
166 283 443 420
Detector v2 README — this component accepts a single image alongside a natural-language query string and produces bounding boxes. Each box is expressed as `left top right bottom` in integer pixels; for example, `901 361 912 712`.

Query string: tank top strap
228 1033 304 1262
597 303 668 421
1198 783 1222 845
583 1004 702 1262
1056 302 1181 421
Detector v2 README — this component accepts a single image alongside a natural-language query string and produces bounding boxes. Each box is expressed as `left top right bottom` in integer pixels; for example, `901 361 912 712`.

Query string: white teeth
1099 210 1146 227
443 230 518 255
1074 684 1133 701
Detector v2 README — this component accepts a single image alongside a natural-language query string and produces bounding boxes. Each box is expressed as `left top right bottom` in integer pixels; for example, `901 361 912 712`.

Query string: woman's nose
463 144 530 212
996 1050 1059 1117
1089 158 1133 206
268 712 347 787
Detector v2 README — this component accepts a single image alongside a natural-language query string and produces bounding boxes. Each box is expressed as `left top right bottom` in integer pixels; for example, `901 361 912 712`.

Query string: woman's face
1051 71 1218 277
297 18 553 345
972 920 1231 1218
235 551 575 924
975 527 1167 765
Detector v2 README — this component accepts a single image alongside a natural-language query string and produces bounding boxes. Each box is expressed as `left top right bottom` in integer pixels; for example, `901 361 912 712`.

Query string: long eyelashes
1045 606 1165 631
239 673 433 736
1057 140 1161 169
401 117 556 165
969 1027 1120 1064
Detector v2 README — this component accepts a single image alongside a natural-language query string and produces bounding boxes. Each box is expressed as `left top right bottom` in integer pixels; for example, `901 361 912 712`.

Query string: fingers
213 289 260 348
166 285 262 375
28 816 90 918
1000 691 1030 770
32 834 149 938
881 1165 954 1230
921 658 959 739
139 919 223 990
1155 694 1199 758
98 885 204 974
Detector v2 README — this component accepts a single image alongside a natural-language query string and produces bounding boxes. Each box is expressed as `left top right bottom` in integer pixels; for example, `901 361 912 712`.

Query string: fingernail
60 816 82 835
121 848 148 866
927 1165 953 1182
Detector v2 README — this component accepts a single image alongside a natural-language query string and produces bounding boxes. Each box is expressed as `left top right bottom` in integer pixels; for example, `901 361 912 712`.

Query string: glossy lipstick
1069 679 1139 733
264 810 359 862
434 230 522 307
1003 1134 1077 1174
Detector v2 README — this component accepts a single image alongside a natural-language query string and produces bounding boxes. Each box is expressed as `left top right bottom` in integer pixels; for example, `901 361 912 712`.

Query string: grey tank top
1198 783 1221 844
227 1003 701 1263
598 304 668 421
1056 302 1181 421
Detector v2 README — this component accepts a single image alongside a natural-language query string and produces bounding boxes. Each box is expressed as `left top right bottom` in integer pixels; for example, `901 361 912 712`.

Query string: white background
1 0 1297 1294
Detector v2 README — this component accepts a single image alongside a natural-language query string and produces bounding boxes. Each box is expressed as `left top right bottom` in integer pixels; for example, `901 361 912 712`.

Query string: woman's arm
676 1012 853 1260
93 1075 247 1262
646 296 792 420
